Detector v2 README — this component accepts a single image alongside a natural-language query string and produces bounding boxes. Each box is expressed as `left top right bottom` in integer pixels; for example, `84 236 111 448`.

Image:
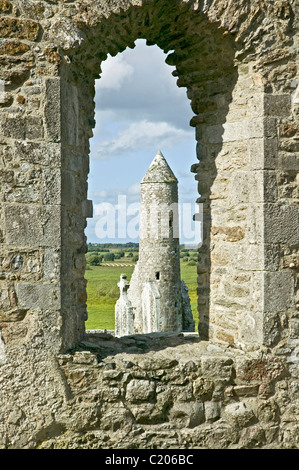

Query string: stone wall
12 332 299 449
0 0 298 449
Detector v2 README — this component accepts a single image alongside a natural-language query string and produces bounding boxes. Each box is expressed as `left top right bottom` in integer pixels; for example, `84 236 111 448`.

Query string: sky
85 39 200 245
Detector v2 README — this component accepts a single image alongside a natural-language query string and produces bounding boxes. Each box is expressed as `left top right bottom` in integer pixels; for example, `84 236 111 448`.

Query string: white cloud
128 182 140 195
89 183 141 206
95 40 192 130
94 119 193 159
91 189 108 198
86 40 197 244
96 54 134 90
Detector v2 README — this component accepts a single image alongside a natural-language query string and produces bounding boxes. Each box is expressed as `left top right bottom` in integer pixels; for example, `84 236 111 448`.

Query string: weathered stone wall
0 0 298 449
12 332 299 449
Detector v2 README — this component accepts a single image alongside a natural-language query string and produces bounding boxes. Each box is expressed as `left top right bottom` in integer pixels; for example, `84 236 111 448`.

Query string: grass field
85 261 198 331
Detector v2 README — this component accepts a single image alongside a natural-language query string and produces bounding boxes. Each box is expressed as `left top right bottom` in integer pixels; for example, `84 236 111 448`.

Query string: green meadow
84 247 198 331
85 264 135 330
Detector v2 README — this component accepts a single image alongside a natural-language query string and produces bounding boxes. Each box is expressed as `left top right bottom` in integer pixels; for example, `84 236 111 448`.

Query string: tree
104 252 115 262
88 254 102 266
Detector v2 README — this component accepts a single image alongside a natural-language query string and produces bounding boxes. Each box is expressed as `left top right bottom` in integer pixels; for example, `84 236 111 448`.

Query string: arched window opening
84 39 198 334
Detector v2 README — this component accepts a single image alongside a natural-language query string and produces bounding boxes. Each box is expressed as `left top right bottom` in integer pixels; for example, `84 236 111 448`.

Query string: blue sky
86 39 199 245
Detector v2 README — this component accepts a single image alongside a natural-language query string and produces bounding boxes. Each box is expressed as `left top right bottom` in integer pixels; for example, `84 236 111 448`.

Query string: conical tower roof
141 150 178 184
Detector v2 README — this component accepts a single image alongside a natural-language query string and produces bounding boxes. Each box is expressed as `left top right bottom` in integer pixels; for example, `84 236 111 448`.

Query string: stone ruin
115 151 195 337
0 0 298 449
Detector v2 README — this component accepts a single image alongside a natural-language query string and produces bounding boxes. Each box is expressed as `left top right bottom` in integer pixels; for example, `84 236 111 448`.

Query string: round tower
128 150 183 333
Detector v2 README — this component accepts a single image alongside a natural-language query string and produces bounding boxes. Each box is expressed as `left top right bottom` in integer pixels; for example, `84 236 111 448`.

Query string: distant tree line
85 243 196 268
87 242 139 252
85 245 139 267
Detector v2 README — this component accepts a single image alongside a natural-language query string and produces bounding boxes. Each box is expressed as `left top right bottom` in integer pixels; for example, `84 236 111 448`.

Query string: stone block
69 152 86 173
264 94 291 117
18 0 55 21
138 356 178 371
103 370 122 381
126 379 155 403
0 39 29 55
263 311 281 347
130 403 163 424
209 116 276 147
232 385 259 397
235 356 285 383
43 248 60 281
15 141 61 167
211 244 234 267
280 122 299 138
4 186 40 203
264 204 299 244
248 137 278 170
289 319 299 339
201 356 233 380
269 226 291 263
0 307 27 322
264 171 278 202
0 0 11 12
169 401 204 428
25 116 44 140
61 170 76 207
224 402 255 428
230 171 251 204
44 78 61 142
264 271 294 312
100 404 134 432
1 115 25 139
278 152 299 171
263 118 278 138
251 272 264 311
239 311 264 345
0 17 40 41
233 244 280 272
196 142 207 160
247 204 263 244
0 286 10 309
230 170 277 205
4 204 61 247
192 377 214 400
248 202 287 245
42 168 61 205
16 282 61 310
98 386 121 402
61 81 79 146
204 401 221 422
223 281 250 298
205 122 242 144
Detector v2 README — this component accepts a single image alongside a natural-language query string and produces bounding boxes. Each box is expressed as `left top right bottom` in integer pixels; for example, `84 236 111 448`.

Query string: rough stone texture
0 0 298 449
2 331 295 449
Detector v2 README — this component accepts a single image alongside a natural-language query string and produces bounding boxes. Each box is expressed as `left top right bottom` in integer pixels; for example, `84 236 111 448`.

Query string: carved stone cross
118 274 130 296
